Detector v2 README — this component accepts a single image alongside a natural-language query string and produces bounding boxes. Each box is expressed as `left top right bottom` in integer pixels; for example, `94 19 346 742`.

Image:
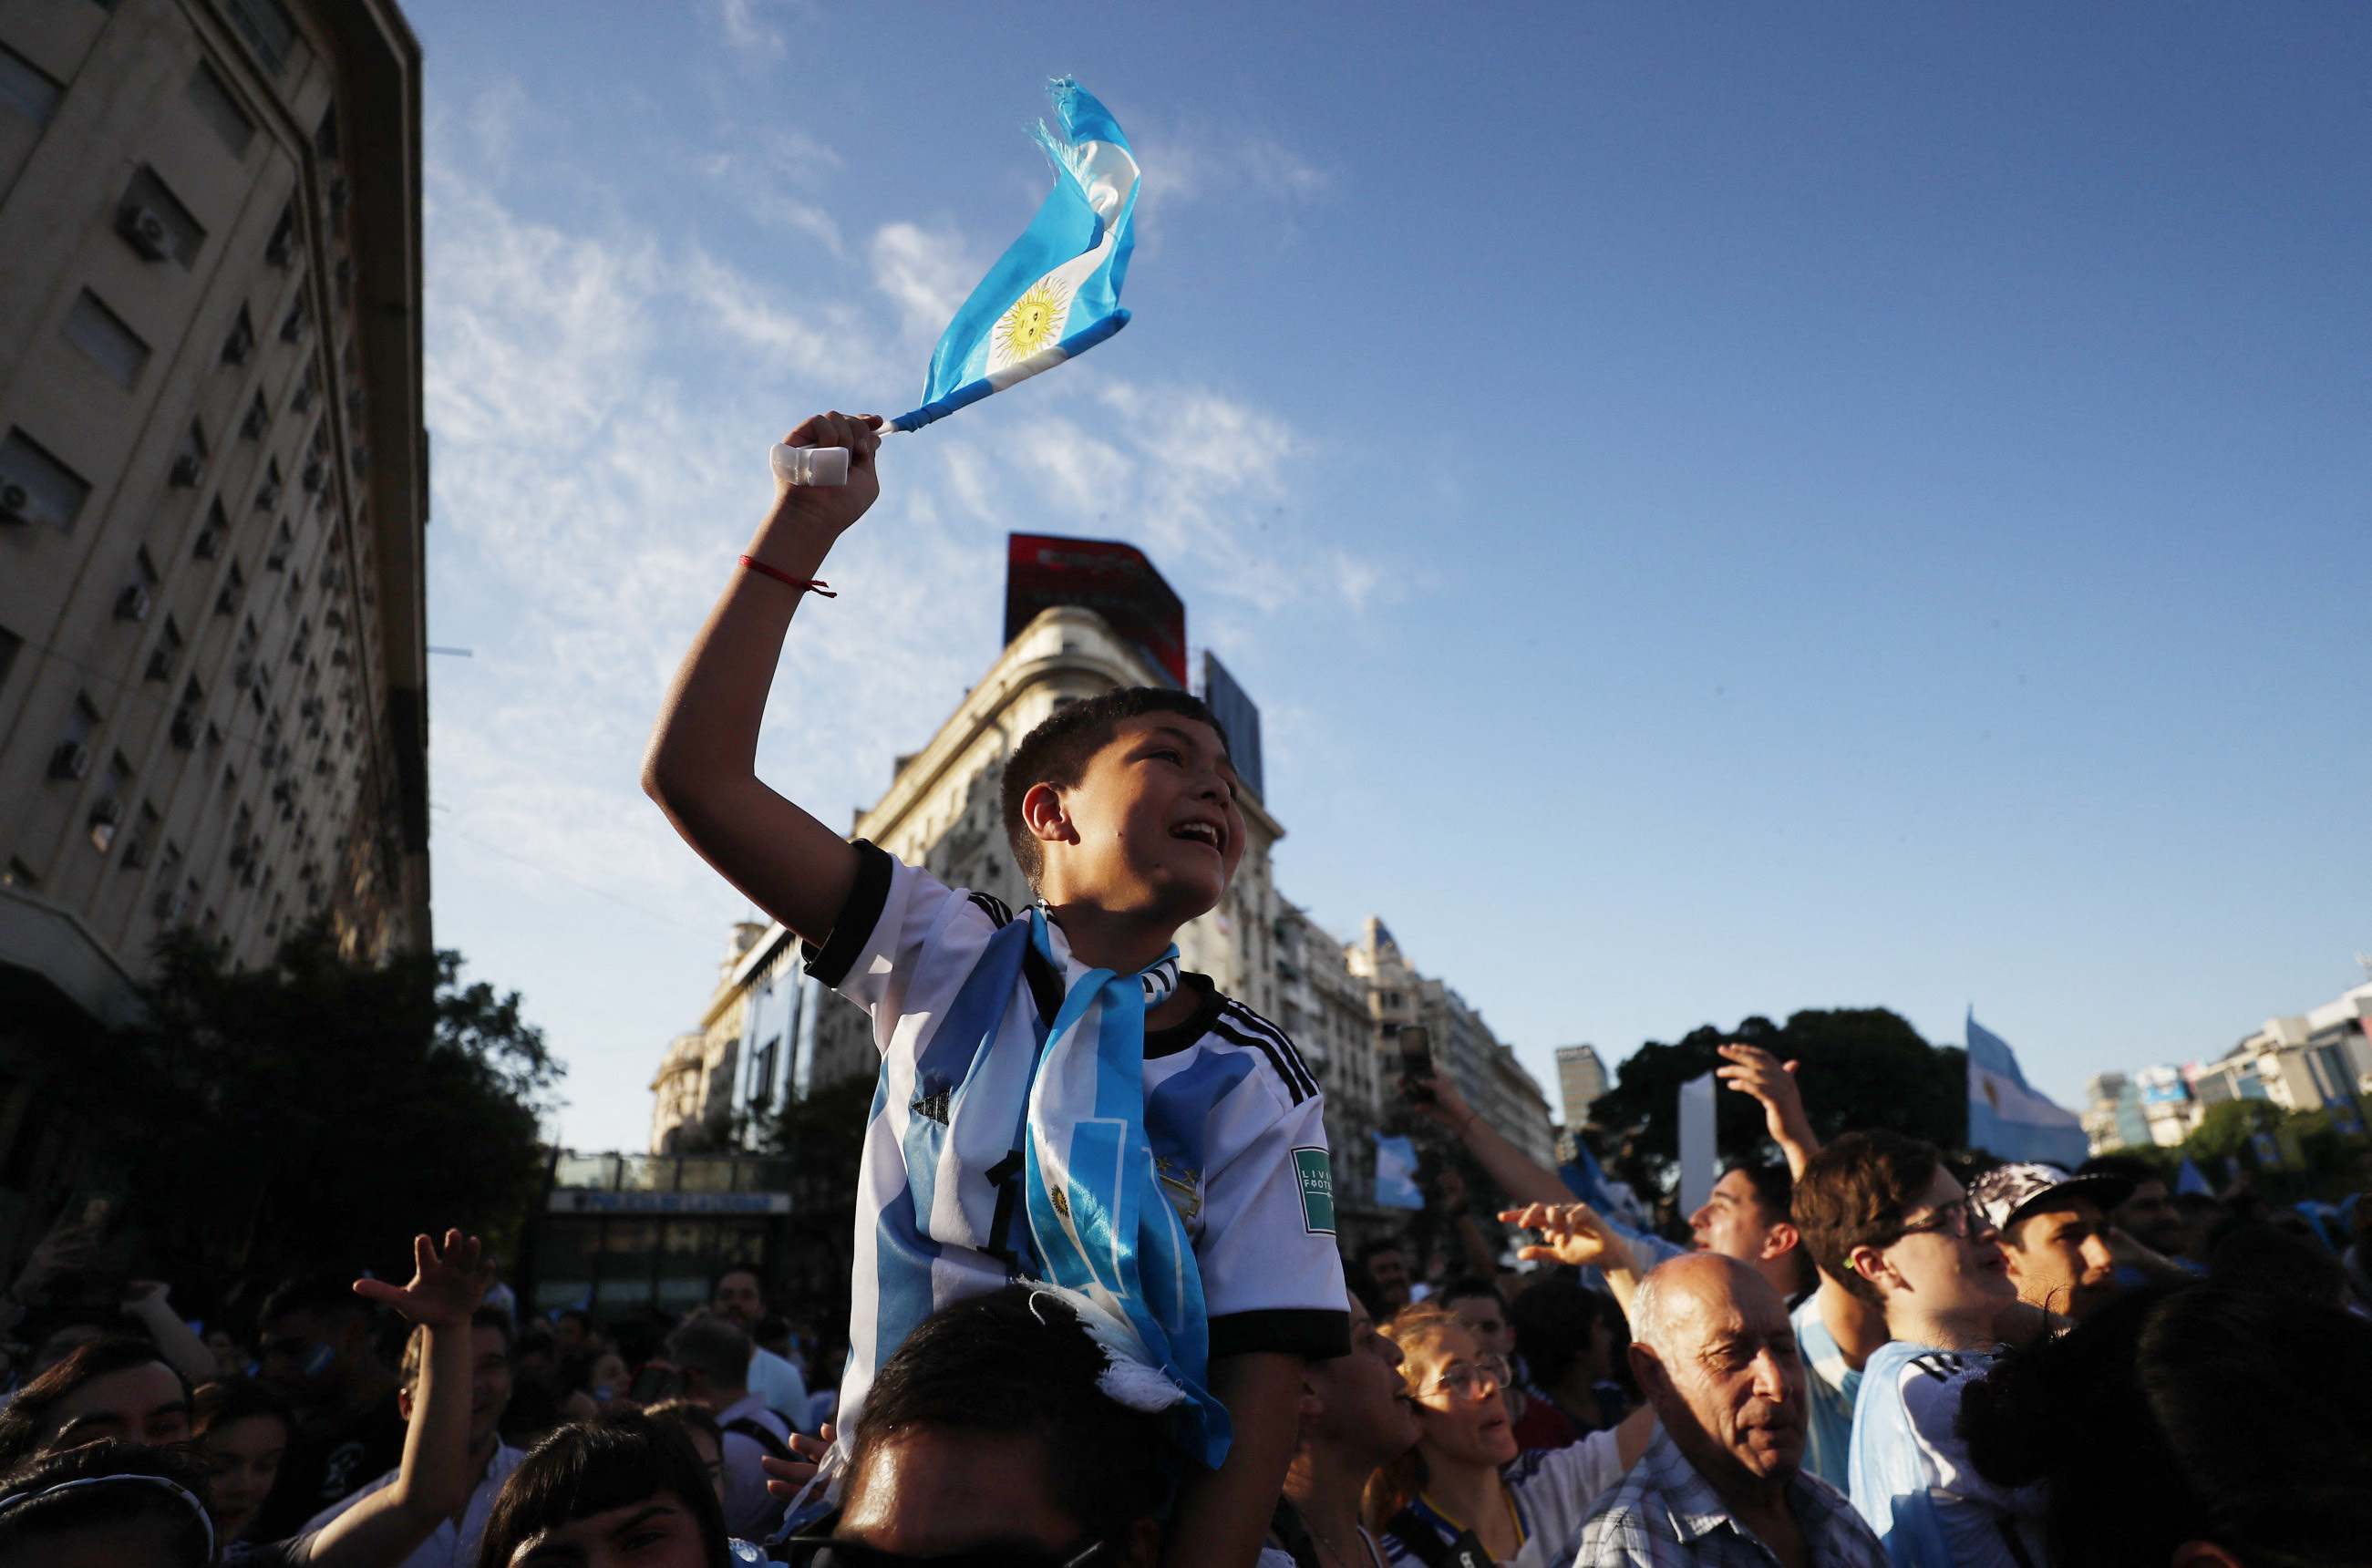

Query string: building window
170 680 202 749
63 289 151 389
226 0 299 76
192 497 229 560
1 428 91 531
240 391 270 441
186 63 254 158
221 305 255 366
2 858 37 890
145 616 184 683
265 517 293 570
121 802 160 869
215 561 246 617
117 168 207 268
90 754 132 852
0 624 20 692
0 43 63 129
49 694 99 781
170 418 208 487
115 549 158 622
314 102 339 160
253 459 281 511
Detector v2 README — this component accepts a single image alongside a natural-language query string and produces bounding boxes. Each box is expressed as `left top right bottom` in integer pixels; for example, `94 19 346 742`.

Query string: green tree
61 921 560 1312
1588 1009 1967 1223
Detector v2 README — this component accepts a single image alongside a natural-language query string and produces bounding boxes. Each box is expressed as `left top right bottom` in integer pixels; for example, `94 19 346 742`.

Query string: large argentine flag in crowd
885 78 1140 434
1965 1011 2090 1167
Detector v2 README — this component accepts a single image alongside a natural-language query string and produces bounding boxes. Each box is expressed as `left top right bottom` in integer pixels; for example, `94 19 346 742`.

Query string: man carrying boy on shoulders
644 413 1347 1568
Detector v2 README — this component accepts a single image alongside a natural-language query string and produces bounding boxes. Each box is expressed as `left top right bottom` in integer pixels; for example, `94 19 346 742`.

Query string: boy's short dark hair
1435 1276 1504 1312
477 1413 730 1568
1355 1237 1407 1270
191 1377 293 1442
401 1307 514 1396
258 1272 366 1330
999 688 1230 891
1727 1159 1794 1225
1793 1131 1940 1305
854 1284 1171 1543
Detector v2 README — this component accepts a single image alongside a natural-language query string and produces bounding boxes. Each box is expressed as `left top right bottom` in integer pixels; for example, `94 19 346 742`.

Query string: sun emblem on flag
994 276 1071 363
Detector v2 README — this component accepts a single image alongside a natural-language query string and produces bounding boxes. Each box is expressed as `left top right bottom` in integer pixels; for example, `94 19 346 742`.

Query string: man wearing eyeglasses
1793 1133 2046 1568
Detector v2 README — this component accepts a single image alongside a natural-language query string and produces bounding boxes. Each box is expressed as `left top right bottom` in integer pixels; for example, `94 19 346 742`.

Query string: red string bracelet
737 555 836 597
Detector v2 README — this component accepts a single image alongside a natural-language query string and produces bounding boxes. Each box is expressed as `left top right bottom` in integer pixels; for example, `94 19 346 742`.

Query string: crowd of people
6 412 2368 1566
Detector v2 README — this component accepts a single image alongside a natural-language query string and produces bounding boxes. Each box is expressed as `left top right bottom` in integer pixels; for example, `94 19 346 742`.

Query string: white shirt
302 1441 527 1568
746 1344 810 1431
1378 1425 1630 1567
716 1390 794 1539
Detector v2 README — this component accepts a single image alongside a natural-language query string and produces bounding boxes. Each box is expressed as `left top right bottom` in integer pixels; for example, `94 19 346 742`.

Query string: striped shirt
1789 1295 1862 1491
808 843 1350 1444
1576 1427 1890 1568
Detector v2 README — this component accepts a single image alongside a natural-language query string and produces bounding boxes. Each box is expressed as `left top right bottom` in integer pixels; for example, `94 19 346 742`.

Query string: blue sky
408 3 2372 1154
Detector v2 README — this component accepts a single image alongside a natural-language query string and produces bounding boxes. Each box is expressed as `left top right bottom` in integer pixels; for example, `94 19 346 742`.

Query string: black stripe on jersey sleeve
801 839 894 988
967 891 1014 927
1209 1020 1315 1105
1210 1308 1350 1362
1219 1003 1321 1099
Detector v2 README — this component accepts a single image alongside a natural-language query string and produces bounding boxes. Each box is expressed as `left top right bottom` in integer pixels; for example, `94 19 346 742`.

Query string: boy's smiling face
1027 713 1244 925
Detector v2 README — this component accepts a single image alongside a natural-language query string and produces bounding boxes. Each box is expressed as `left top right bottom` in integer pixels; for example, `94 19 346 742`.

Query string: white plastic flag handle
770 444 850 487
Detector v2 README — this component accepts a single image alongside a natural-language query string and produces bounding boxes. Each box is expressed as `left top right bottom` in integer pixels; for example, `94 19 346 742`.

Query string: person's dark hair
514 1326 558 1365
1792 1131 1940 1305
191 1377 293 1443
1726 1159 1793 1226
1960 1284 2372 1568
1434 1276 1503 1313
999 688 1231 890
665 1315 753 1389
644 1398 724 1451
1507 1276 1601 1388
708 1263 765 1304
401 1306 515 1397
0 1439 214 1567
475 1413 731 1568
554 1306 601 1338
257 1273 365 1331
1354 1237 1407 1271
2207 1223 2346 1309
0 1336 189 1472
853 1284 1171 1545
1338 1258 1386 1322
2077 1154 2163 1190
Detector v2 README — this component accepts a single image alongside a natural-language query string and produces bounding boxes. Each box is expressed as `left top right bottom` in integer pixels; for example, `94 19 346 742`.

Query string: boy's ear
1020 781 1078 847
1849 1243 1897 1295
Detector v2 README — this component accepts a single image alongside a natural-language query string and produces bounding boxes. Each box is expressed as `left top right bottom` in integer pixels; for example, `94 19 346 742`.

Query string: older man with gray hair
1573 1253 1887 1568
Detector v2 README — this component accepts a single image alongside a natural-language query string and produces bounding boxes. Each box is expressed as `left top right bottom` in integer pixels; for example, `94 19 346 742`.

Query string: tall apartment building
0 2 428 1047
1555 1043 1609 1129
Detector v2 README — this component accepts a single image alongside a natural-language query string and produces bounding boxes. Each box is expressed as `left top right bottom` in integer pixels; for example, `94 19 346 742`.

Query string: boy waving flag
643 413 1346 1568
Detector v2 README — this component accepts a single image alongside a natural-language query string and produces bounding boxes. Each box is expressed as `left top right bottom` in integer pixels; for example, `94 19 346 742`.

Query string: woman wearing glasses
1367 1277 1655 1566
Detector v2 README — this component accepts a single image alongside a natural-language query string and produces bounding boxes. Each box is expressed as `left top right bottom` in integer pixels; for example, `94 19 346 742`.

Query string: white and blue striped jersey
1847 1342 2047 1568
1790 1293 1861 1491
807 843 1351 1446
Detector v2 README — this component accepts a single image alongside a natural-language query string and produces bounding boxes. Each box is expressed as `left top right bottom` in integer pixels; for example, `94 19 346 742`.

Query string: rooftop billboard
1005 533 1186 687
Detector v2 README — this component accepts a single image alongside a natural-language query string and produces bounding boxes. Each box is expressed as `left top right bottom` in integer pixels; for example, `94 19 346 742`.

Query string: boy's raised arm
643 412 882 946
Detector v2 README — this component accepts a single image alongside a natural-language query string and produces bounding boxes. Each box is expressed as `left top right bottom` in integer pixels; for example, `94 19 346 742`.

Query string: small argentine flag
885 78 1140 435
1965 1011 2090 1168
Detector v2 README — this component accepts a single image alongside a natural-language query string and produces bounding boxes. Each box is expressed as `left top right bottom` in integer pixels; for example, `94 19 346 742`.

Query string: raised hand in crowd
1408 1069 1571 1209
1713 1042 1820 1178
0 1202 105 1340
289 1230 492 1568
119 1280 222 1391
1501 1202 1644 1318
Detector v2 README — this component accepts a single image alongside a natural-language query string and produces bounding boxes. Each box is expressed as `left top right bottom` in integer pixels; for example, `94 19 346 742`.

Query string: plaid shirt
1575 1428 1892 1568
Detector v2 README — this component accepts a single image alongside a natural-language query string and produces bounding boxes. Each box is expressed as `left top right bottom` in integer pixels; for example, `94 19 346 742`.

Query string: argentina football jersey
804 842 1351 1453
1848 1341 2047 1568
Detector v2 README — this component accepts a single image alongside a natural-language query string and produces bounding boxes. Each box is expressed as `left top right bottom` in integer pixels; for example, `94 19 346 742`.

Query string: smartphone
1398 1025 1436 1102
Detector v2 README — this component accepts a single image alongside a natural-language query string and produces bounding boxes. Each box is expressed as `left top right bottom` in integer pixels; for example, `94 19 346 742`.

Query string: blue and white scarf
1020 906 1227 1466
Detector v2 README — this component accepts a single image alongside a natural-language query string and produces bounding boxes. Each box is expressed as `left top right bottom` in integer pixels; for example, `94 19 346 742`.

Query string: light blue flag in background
1372 1132 1427 1211
1965 1011 2090 1168
885 78 1140 434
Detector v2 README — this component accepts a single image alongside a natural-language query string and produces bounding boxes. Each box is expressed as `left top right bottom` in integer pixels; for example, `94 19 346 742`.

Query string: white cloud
869 221 977 345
